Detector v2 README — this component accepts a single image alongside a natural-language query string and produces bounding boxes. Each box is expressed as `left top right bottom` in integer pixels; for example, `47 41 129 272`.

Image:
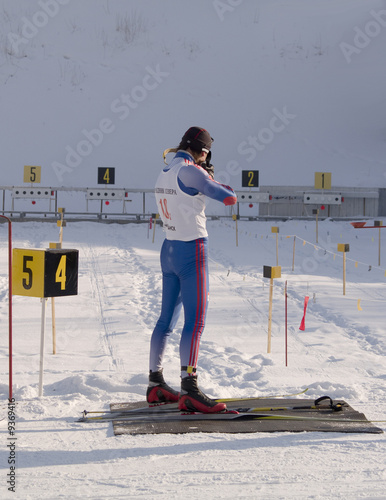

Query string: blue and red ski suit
150 150 237 378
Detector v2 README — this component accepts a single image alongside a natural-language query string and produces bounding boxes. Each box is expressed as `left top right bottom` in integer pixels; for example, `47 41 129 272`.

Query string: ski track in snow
77 229 165 389
84 243 123 372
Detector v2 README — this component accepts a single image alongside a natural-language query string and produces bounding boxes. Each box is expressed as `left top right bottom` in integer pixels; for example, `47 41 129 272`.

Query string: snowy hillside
1 0 386 190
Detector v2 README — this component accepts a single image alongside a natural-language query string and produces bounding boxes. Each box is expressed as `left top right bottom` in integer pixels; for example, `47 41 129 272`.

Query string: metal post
0 215 13 400
152 214 158 243
51 210 64 354
51 298 56 355
39 298 48 397
267 277 273 353
292 236 296 272
379 227 381 267
285 280 288 367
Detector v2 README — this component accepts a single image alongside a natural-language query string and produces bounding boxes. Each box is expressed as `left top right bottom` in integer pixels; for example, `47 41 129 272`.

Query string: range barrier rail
0 185 382 222
0 210 375 224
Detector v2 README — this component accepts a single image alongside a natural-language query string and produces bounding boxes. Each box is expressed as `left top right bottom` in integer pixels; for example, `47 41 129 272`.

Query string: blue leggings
149 237 209 375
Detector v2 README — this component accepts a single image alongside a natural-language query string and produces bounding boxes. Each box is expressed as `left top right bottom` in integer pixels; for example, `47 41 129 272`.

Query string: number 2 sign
242 170 259 188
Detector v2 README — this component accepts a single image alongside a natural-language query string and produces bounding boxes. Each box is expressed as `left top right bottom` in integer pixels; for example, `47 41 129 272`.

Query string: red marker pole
285 280 288 367
0 215 12 400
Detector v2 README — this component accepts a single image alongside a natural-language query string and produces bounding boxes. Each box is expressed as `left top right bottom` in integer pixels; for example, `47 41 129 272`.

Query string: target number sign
12 248 79 298
242 170 259 188
314 172 331 190
98 167 115 185
23 166 41 183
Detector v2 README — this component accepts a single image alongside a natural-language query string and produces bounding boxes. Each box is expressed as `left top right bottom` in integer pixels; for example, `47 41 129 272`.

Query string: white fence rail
0 185 382 222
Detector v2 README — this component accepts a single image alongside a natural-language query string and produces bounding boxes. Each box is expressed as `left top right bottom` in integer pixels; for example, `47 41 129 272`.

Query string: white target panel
86 188 127 200
235 191 270 203
304 193 342 205
12 187 55 199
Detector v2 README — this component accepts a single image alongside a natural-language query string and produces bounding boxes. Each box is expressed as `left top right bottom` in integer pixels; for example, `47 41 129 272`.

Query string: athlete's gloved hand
200 151 214 179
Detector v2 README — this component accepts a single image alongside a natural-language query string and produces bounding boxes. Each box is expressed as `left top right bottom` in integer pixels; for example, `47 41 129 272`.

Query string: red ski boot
178 375 226 413
146 370 179 404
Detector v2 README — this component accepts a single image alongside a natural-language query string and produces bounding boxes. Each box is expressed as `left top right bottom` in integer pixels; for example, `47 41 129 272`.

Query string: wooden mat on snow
110 398 383 436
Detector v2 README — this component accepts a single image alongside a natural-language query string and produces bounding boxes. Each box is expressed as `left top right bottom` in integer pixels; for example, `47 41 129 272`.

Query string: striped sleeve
178 164 237 206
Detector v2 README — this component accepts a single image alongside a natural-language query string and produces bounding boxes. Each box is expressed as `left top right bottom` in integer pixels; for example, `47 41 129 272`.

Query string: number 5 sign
12 248 79 298
24 165 41 183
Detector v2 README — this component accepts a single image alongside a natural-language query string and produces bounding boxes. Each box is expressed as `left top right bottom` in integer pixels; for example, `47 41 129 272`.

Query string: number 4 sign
12 248 79 298
98 167 115 185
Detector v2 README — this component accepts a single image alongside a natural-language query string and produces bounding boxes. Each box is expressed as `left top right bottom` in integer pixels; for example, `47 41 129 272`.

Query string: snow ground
0 219 385 499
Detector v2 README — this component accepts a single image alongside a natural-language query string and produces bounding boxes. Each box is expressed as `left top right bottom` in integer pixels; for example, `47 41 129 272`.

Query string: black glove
200 151 214 179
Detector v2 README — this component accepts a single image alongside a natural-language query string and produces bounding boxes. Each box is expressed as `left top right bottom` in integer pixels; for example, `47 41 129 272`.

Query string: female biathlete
147 127 237 413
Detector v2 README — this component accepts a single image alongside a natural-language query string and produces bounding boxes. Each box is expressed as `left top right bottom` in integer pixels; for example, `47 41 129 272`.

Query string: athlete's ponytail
162 148 178 165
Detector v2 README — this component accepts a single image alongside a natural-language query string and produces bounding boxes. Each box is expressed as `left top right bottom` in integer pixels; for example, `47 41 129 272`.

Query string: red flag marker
299 296 309 331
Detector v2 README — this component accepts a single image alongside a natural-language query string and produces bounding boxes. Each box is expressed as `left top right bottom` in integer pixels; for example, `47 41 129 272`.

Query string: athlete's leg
149 241 183 372
176 239 225 412
179 238 209 377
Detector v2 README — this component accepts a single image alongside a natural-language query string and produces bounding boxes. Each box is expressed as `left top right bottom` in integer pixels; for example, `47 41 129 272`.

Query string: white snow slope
1 0 386 190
